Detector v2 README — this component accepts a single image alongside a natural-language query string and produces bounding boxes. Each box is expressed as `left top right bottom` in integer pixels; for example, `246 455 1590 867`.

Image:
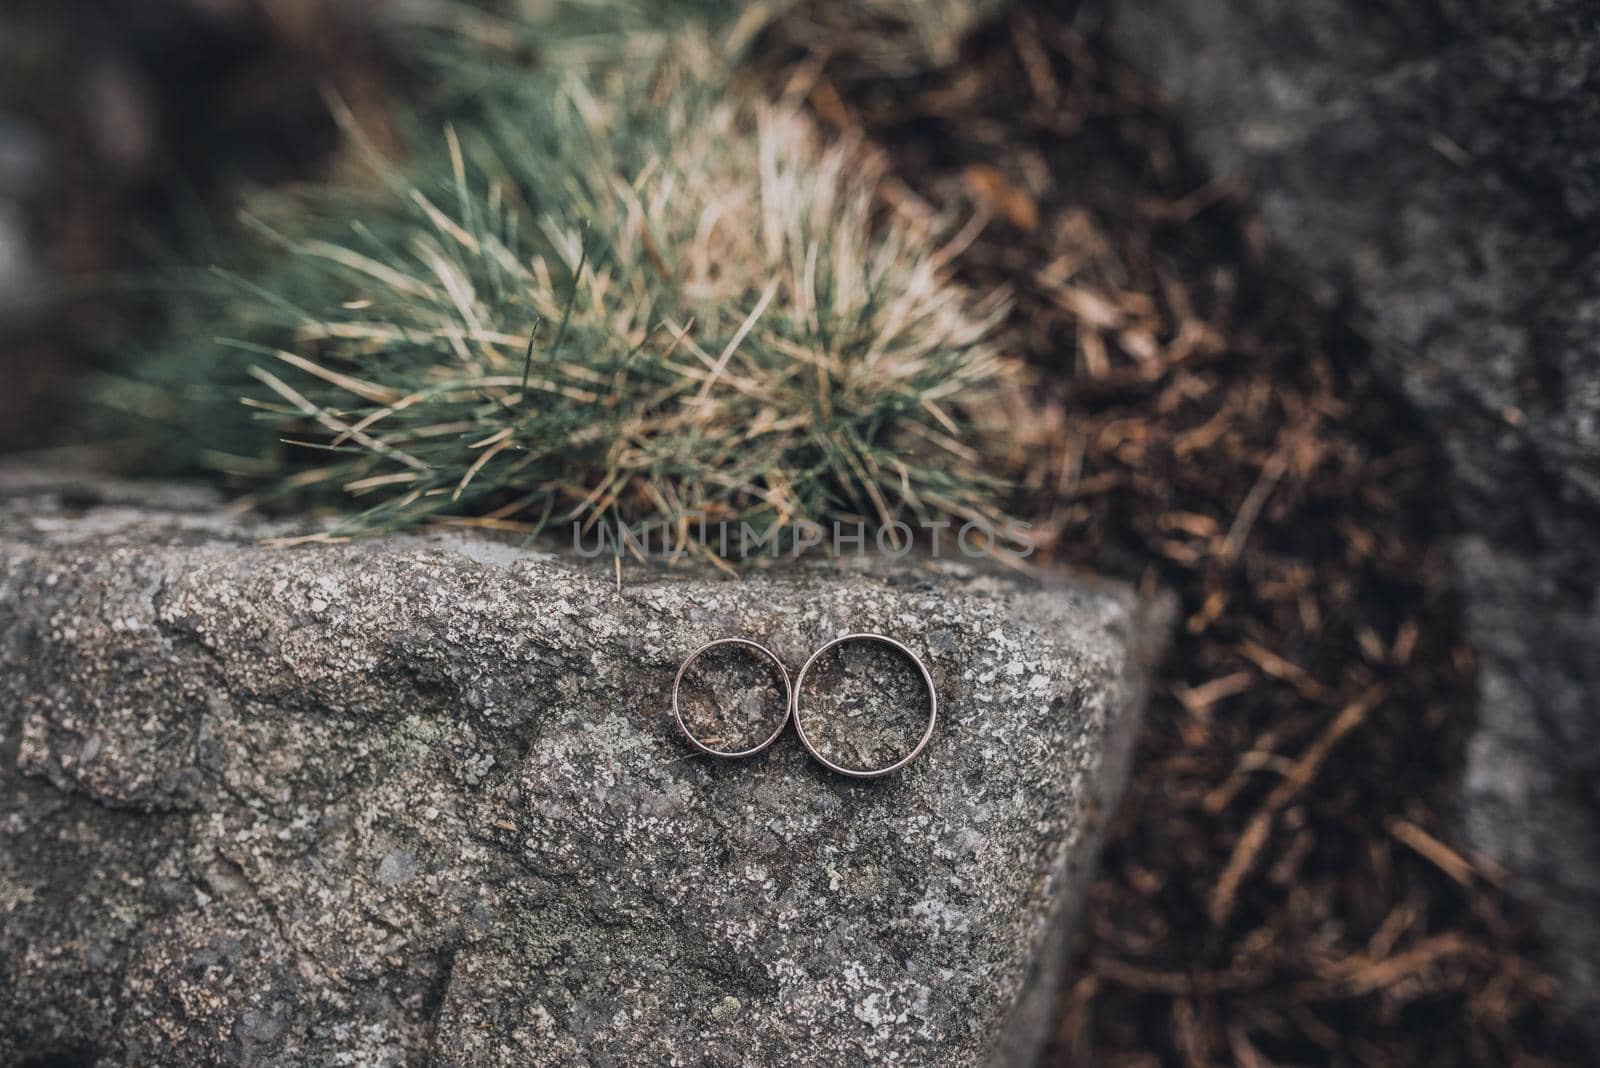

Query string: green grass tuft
118 10 1031 560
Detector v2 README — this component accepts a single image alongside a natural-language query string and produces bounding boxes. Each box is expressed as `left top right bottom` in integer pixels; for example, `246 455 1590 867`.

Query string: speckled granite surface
0 471 1168 1065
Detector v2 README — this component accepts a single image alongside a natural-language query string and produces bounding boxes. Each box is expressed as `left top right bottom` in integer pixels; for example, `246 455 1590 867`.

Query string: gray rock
1106 0 1600 1039
0 471 1170 1066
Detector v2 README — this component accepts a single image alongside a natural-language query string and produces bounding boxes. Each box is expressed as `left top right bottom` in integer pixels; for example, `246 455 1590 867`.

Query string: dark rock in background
1107 0 1600 1041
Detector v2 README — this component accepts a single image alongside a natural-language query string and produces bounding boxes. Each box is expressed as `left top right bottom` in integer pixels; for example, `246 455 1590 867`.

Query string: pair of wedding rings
671 633 938 779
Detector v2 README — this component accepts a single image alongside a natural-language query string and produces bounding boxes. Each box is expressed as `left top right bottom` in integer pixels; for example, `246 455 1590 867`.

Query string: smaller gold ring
672 638 793 759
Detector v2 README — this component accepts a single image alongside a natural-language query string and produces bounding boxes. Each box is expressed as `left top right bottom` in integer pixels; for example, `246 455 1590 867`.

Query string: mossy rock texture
0 469 1169 1066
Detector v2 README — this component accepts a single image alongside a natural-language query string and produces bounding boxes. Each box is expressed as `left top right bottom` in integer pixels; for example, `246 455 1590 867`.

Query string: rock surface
1105 0 1600 1039
0 471 1168 1066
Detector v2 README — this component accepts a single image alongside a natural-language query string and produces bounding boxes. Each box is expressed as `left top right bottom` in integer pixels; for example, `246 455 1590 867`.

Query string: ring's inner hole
798 640 929 773
678 644 789 753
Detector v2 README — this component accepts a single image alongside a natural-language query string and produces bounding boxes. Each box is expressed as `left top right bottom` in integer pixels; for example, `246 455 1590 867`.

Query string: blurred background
2 1 1594 1064
0 0 393 455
